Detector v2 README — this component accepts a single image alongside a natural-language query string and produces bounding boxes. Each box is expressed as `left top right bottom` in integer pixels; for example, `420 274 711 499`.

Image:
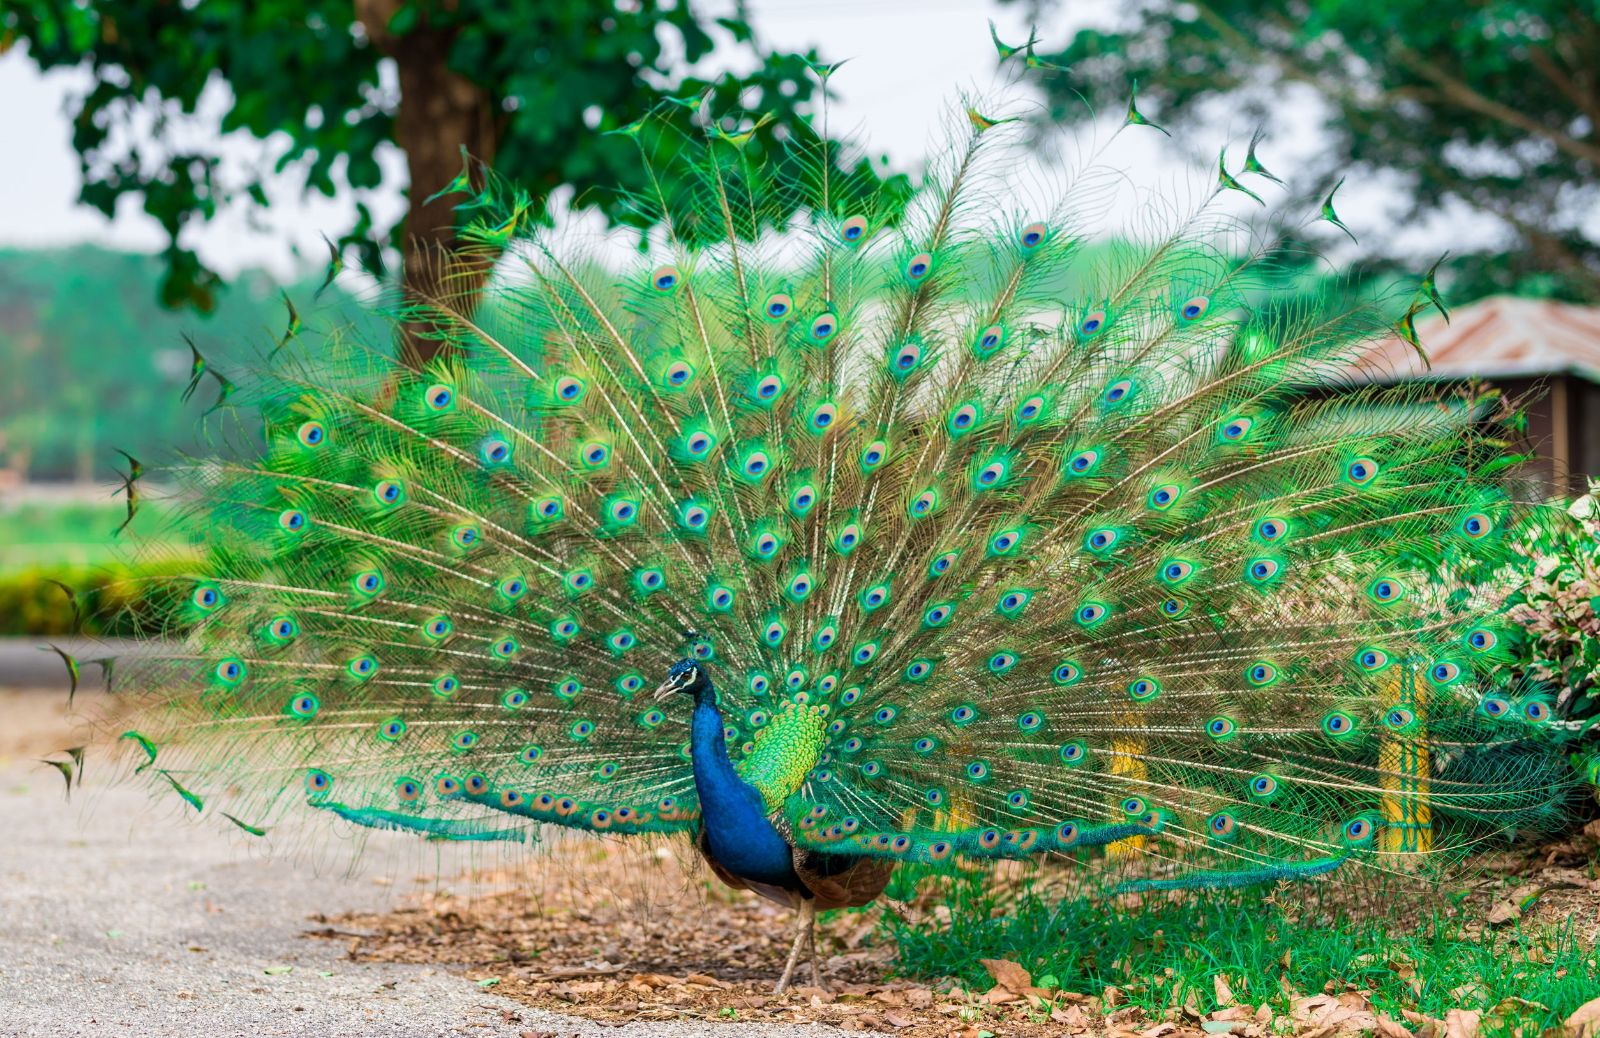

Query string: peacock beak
652 678 681 701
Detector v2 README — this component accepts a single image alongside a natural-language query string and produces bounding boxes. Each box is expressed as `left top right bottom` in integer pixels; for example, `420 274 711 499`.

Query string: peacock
86 75 1580 993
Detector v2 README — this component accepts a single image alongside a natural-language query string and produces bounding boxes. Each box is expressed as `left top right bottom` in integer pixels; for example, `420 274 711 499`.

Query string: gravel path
0 688 841 1037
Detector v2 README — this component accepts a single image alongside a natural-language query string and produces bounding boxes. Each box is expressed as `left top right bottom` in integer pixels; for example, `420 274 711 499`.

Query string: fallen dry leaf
979 958 1032 993
1402 1008 1445 1038
1567 996 1600 1038
1444 1008 1481 1038
1374 1014 1411 1038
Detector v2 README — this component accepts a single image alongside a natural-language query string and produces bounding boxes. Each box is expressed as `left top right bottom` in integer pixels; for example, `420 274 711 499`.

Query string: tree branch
1526 45 1600 132
1395 46 1600 168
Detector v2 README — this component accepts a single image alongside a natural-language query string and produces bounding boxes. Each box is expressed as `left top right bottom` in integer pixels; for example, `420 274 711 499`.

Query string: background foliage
0 246 368 483
0 0 887 320
1006 0 1600 301
1504 484 1600 726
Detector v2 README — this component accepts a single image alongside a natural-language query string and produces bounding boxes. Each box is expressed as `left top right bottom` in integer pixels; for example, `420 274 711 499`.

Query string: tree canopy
3 0 882 324
1006 0 1600 301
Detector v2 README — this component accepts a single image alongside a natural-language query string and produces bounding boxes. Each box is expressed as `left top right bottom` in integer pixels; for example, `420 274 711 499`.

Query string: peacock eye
1066 449 1100 474
1248 558 1280 581
948 403 979 431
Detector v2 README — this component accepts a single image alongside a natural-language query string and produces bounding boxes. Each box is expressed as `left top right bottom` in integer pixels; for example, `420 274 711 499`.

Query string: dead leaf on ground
1565 996 1600 1038
1444 1008 1482 1038
979 957 1031 993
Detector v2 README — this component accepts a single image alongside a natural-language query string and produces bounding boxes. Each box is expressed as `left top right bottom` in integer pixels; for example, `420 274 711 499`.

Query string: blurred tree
2 1 875 359
1005 0 1600 301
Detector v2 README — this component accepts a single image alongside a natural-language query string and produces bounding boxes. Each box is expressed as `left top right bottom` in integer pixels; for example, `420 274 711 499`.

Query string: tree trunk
354 0 499 367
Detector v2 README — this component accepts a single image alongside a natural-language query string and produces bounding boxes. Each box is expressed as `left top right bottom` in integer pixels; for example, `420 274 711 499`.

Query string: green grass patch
873 866 1599 1029
0 500 197 574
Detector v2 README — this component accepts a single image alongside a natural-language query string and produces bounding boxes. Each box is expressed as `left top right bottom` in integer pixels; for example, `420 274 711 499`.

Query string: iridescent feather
94 91 1577 901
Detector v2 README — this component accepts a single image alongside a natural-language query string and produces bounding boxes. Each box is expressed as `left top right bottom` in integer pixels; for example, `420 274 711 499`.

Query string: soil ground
4 675 1598 1037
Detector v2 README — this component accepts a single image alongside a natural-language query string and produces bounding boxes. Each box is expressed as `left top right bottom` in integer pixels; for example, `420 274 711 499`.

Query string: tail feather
99 97 1577 886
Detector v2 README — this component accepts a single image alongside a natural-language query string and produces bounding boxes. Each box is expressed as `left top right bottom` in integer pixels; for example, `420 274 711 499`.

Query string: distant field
0 499 198 573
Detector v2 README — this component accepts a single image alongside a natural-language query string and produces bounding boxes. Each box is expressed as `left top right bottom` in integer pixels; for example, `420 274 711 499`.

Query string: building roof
1354 295 1600 384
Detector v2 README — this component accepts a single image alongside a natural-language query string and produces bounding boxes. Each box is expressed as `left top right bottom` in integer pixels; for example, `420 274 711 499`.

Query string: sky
0 0 1487 281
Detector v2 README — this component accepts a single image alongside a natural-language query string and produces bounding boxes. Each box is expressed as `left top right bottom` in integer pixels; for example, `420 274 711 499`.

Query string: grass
0 500 197 573
874 864 1599 1031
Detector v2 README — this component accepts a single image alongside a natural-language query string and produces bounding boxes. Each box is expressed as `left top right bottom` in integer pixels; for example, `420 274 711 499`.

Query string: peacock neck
686 679 801 887
689 685 735 783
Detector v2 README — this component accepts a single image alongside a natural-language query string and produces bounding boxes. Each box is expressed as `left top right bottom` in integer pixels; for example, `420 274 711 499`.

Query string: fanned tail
95 90 1579 890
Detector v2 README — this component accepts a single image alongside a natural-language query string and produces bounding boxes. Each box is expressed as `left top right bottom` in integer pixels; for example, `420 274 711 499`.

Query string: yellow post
1108 723 1148 858
1379 662 1432 854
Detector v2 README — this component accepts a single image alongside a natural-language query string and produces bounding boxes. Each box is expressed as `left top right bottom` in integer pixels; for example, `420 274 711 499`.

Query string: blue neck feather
689 683 800 888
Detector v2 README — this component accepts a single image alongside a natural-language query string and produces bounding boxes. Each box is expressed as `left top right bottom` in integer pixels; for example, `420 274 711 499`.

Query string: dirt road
0 686 840 1037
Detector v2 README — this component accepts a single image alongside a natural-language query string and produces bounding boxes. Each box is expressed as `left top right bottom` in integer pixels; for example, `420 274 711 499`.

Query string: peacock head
656 658 711 700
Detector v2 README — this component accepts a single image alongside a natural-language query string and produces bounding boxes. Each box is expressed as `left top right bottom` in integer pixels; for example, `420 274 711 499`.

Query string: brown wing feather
693 824 896 911
791 847 896 910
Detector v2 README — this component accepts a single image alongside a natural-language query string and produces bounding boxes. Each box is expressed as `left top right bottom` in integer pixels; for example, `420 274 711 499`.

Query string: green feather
92 95 1576 895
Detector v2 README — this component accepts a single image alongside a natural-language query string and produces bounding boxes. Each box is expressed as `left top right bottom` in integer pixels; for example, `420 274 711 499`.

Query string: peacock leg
805 909 823 990
773 898 813 994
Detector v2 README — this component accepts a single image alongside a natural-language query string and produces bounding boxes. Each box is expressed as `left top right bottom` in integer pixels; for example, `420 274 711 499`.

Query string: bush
0 562 193 637
1502 481 1600 722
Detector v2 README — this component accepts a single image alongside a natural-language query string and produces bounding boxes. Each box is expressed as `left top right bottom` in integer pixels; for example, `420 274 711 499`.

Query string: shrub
0 562 193 637
1502 481 1600 722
